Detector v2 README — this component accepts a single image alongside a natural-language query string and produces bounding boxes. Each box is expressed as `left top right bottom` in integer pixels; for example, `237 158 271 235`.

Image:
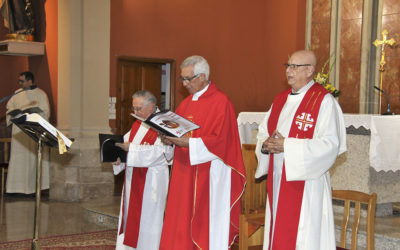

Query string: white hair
180 55 210 80
132 90 157 106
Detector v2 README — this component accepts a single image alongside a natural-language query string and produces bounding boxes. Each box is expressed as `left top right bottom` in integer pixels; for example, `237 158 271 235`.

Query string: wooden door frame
115 56 176 134
116 56 176 107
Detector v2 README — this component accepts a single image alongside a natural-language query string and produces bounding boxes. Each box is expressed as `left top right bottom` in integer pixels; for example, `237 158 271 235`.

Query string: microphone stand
0 85 37 104
0 89 26 104
374 86 394 115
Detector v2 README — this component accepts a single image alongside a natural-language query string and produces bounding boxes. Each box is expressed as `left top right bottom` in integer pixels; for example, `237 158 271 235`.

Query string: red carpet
0 229 117 249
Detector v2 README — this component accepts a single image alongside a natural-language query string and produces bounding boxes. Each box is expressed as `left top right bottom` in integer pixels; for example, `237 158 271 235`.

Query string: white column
54 0 112 201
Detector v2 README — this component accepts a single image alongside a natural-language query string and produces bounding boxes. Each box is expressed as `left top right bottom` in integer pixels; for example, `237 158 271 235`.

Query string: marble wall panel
312 0 331 23
339 59 361 113
341 0 363 20
311 23 331 71
340 19 362 59
311 0 331 81
381 12 400 114
339 18 362 113
381 16 400 59
381 56 400 113
383 0 400 15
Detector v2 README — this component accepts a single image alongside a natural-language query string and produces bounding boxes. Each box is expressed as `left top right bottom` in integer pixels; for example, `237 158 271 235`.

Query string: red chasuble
119 120 158 248
159 83 246 250
267 83 329 249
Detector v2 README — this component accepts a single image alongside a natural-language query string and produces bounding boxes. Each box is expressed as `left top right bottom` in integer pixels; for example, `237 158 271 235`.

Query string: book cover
99 134 127 163
131 110 200 137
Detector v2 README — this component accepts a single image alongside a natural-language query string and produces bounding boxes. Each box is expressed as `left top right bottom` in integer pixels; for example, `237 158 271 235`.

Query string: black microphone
0 85 37 104
374 86 393 115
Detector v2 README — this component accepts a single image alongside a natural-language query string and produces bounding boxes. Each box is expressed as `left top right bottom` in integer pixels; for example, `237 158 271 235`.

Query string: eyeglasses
284 63 311 70
132 106 142 112
179 74 199 83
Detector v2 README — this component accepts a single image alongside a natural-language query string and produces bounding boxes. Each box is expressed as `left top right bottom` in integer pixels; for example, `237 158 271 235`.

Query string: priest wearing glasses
255 50 346 250
112 90 173 250
159 55 246 250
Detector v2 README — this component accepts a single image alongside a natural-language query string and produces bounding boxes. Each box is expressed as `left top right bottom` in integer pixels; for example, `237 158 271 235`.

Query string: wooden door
116 60 162 135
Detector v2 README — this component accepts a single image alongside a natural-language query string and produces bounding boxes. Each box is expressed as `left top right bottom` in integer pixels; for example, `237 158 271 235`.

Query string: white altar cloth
237 112 400 172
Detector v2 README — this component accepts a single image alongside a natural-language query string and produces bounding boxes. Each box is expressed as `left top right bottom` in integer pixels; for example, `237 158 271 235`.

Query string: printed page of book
147 110 200 137
25 113 72 148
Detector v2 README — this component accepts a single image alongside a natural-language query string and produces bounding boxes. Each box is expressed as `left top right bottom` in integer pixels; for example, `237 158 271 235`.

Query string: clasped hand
262 130 285 154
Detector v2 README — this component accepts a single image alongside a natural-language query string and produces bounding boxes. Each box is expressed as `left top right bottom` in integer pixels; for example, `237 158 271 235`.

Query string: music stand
11 114 71 250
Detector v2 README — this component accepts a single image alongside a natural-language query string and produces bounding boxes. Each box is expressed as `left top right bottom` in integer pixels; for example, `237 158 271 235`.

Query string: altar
237 112 400 216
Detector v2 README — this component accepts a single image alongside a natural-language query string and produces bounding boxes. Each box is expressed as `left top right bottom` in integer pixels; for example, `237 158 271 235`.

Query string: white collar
192 83 210 101
292 80 314 94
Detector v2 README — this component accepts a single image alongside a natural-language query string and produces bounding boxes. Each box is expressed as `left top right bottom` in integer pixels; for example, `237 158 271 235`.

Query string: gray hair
181 55 210 80
132 90 157 106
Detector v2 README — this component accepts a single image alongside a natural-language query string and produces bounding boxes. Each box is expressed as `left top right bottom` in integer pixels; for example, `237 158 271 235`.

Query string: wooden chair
332 190 377 250
238 144 267 250
0 138 11 196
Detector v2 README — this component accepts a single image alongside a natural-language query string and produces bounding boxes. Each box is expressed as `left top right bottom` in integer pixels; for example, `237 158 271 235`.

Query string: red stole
119 120 158 248
267 83 329 249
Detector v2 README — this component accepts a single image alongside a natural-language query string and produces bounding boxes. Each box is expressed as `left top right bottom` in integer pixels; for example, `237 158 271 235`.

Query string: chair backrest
0 138 11 164
332 190 377 250
241 144 267 214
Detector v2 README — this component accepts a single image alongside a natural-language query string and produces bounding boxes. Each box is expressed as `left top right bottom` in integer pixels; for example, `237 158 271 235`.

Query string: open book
11 113 72 149
132 110 200 137
99 134 127 163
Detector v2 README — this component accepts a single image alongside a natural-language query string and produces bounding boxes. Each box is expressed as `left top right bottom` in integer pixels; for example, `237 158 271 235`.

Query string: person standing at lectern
6 71 50 194
112 90 173 250
255 50 346 249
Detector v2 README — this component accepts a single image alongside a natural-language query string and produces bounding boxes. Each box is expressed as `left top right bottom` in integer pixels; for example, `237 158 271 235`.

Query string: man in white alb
112 90 173 250
6 71 50 194
255 50 346 250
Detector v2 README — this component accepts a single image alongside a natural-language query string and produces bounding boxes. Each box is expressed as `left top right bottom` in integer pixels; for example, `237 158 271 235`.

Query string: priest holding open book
159 55 246 250
111 90 173 250
5 71 50 195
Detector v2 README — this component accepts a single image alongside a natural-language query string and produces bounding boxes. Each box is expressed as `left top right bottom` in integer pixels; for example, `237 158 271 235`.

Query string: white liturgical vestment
6 87 50 194
255 81 347 250
113 123 173 250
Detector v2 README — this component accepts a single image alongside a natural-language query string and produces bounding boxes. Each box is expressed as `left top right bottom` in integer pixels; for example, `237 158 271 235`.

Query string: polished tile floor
0 195 117 243
1 194 400 248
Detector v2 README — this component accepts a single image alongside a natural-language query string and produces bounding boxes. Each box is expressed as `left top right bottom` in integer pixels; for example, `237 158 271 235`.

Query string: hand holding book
159 134 189 147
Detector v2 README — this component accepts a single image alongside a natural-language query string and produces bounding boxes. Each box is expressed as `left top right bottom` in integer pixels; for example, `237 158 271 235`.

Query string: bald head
286 50 317 91
291 50 317 66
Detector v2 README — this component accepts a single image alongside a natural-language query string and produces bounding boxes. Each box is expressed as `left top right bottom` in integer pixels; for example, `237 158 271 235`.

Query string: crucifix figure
373 29 396 114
